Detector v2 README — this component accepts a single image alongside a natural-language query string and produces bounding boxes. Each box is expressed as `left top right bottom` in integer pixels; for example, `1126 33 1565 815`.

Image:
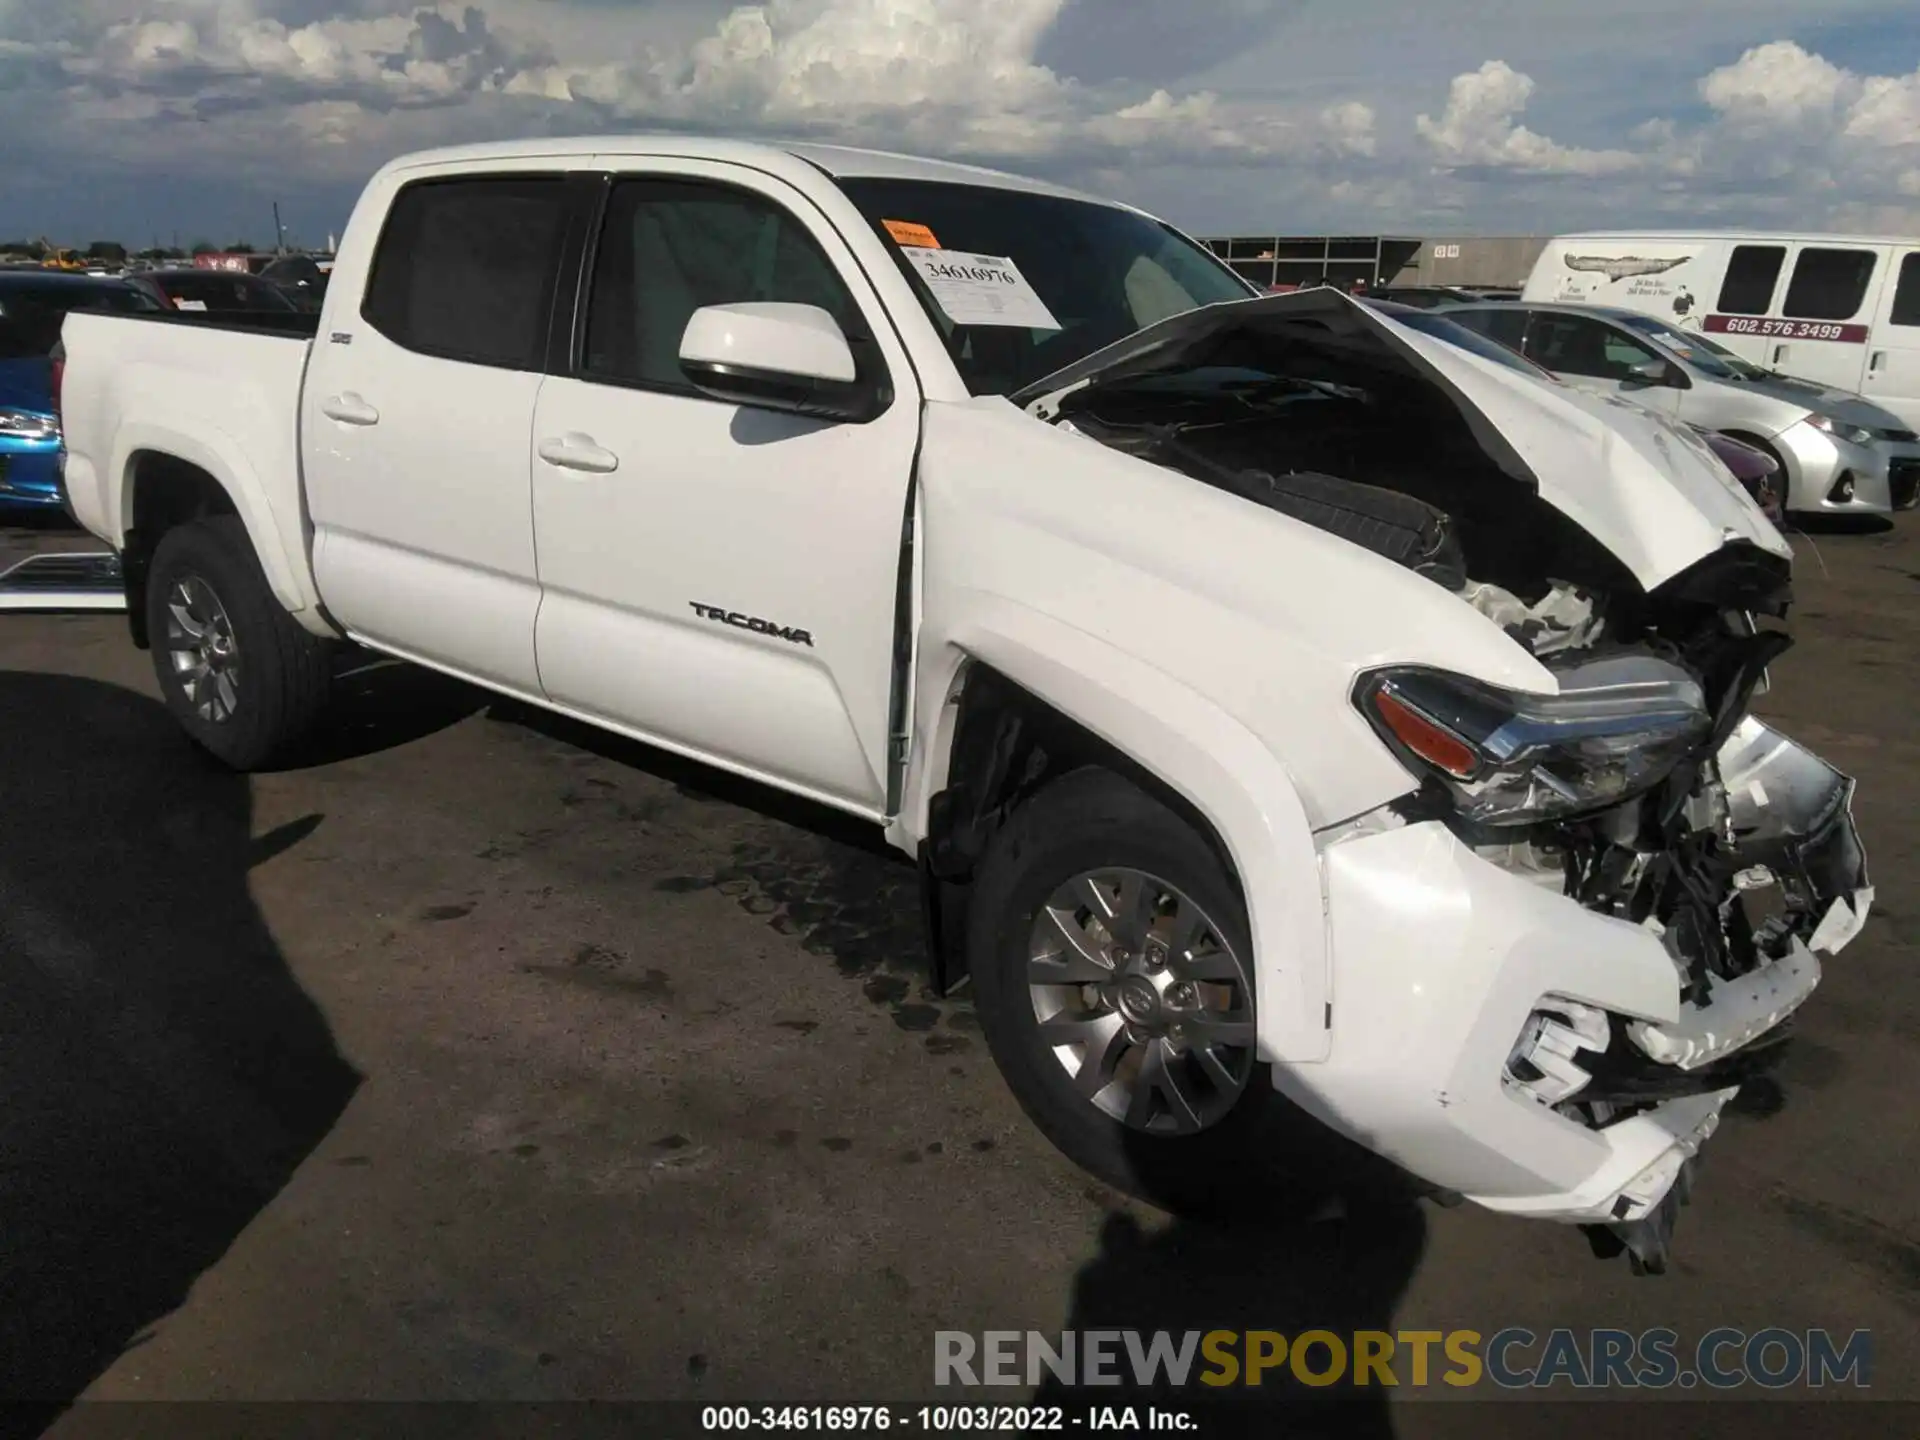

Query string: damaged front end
1345 549 1870 1271
1473 706 1870 1272
1026 291 1869 1272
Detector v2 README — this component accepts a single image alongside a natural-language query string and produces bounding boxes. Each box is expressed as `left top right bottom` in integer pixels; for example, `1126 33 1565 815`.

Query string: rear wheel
146 517 332 769
968 767 1286 1213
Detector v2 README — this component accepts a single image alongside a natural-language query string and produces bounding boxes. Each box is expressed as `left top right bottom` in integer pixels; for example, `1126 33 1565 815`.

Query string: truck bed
58 306 323 620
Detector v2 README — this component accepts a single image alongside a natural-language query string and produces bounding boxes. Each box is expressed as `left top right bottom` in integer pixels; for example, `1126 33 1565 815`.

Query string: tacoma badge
689 602 815 648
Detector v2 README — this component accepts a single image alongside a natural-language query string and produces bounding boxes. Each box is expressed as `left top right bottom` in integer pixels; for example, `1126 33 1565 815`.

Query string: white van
1523 232 1920 431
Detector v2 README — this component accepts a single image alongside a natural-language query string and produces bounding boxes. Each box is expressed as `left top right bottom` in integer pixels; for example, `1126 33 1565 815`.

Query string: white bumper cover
1276 719 1869 1226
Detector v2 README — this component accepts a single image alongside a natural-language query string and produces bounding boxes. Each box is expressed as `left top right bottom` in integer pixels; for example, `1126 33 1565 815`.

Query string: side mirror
679 303 884 423
1625 358 1685 389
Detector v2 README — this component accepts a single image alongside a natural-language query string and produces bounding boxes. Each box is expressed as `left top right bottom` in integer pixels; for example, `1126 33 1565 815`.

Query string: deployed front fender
924 597 1333 1064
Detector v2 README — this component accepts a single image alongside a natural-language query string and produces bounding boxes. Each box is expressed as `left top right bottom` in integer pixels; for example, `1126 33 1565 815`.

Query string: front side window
361 176 571 370
1717 245 1785 315
1525 314 1660 381
581 178 863 392
1781 247 1878 321
833 177 1253 397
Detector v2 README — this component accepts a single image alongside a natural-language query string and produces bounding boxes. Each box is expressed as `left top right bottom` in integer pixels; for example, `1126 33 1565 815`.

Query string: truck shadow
268 651 489 771
1031 1125 1427 1437
0 672 359 1425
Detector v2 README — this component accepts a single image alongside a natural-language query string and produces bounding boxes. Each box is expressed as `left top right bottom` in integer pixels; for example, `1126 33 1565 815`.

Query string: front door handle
320 392 380 426
537 433 620 474
1870 349 1888 374
1772 344 1790 366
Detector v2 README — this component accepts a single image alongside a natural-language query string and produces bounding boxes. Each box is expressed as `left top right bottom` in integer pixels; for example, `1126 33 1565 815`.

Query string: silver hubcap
1027 867 1255 1136
164 574 241 723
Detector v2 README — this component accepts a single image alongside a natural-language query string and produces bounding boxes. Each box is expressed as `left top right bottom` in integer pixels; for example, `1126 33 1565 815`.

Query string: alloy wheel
1026 867 1255 1135
164 573 241 723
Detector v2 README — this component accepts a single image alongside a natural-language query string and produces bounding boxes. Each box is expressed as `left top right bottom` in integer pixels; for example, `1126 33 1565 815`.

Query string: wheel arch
911 609 1332 1064
1716 428 1799 507
113 426 326 647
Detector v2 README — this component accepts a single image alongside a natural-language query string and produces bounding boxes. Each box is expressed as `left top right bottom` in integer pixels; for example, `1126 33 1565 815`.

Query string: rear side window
1781 248 1878 321
362 177 571 370
1891 253 1920 328
1448 307 1527 350
1716 245 1785 315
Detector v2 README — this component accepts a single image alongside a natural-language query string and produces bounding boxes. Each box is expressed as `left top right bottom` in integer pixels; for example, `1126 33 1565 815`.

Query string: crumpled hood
1017 289 1790 591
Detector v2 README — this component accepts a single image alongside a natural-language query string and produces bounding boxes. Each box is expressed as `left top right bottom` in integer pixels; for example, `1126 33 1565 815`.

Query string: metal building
1198 234 1550 291
1395 237 1550 288
1200 235 1424 291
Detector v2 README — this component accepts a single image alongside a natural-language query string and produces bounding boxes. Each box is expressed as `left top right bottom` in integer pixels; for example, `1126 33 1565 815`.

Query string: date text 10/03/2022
702 1408 1193 1432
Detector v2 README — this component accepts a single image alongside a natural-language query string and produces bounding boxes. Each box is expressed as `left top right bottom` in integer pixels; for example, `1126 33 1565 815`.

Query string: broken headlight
1355 654 1710 826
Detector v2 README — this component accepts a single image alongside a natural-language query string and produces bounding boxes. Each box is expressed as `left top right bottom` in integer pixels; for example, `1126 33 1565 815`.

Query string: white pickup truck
56 137 1872 1271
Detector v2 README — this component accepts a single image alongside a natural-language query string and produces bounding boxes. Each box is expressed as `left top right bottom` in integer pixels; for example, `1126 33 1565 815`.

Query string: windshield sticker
884 219 941 248
905 249 1062 330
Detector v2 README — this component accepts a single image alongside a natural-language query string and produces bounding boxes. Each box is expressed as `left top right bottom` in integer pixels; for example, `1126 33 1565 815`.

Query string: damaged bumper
1287 719 1868 1251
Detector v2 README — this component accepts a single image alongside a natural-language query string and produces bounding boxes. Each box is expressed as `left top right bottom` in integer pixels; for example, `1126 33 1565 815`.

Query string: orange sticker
884 219 941 248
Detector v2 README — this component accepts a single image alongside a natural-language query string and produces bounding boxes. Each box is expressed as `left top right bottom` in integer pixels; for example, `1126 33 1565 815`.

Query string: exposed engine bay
1038 299 1872 1272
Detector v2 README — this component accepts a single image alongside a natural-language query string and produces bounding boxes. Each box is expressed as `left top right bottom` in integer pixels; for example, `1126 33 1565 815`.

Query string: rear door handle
320 393 379 426
1870 350 1888 374
537 433 620 474
1772 344 1789 366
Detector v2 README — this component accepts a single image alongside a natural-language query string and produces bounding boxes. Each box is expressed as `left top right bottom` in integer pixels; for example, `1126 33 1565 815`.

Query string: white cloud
7 2 1920 240
1415 60 1638 176
1698 40 1855 126
22 0 1373 173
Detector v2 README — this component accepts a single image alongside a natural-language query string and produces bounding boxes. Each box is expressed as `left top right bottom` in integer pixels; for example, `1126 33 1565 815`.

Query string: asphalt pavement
1 514 1915 1438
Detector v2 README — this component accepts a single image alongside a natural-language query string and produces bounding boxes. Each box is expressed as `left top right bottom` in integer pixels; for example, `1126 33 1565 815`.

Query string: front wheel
146 517 332 769
968 767 1289 1214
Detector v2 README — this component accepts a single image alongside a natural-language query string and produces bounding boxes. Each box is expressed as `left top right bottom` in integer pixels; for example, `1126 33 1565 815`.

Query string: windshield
1683 328 1776 379
833 177 1255 397
1377 306 1558 381
155 271 297 312
1616 313 1750 379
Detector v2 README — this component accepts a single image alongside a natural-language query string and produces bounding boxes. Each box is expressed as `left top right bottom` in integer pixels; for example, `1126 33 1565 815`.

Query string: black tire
968 766 1294 1215
146 516 332 769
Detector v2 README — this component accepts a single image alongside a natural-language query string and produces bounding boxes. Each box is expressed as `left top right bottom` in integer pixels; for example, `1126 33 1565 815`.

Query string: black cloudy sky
4 0 1919 248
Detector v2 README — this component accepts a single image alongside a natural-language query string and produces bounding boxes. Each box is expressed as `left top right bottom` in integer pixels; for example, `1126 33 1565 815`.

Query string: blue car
0 272 161 511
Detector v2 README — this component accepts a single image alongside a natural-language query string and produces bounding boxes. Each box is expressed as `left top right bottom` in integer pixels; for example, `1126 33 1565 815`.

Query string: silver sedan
1442 300 1920 516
